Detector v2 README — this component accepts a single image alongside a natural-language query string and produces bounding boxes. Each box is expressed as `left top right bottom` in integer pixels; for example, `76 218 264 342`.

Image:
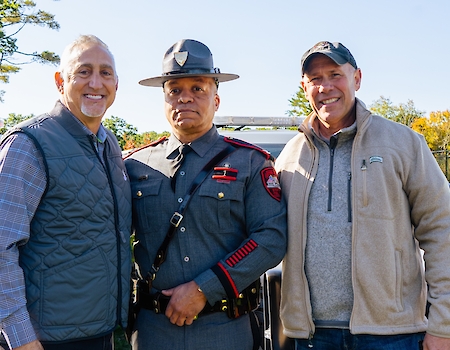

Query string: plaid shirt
0 118 107 348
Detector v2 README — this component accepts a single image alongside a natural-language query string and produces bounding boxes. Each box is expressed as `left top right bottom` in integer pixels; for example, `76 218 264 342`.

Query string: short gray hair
58 35 116 80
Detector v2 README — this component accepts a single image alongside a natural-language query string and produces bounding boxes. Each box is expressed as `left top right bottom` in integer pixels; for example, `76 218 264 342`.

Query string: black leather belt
137 288 226 315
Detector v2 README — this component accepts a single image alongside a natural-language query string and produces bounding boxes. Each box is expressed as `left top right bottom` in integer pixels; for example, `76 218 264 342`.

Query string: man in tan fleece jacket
275 41 450 350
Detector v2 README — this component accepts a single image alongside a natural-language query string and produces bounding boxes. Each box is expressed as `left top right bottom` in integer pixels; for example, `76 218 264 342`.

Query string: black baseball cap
301 41 357 74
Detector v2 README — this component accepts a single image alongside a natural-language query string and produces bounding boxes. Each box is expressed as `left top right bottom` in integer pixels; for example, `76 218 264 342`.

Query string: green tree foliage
103 116 138 150
0 112 170 149
0 0 60 101
287 85 312 117
369 96 424 127
125 130 170 150
102 115 170 150
0 112 31 134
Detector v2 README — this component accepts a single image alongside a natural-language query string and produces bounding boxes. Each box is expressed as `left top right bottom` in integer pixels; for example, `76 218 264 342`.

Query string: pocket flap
131 178 163 199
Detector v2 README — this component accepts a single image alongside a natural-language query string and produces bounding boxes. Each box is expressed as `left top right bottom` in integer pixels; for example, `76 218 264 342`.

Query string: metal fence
432 150 450 181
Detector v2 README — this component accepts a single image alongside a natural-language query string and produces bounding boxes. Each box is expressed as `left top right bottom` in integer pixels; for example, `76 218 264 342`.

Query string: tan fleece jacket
275 99 450 339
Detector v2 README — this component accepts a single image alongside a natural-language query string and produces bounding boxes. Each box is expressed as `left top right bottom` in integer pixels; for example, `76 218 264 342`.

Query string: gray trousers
131 309 254 350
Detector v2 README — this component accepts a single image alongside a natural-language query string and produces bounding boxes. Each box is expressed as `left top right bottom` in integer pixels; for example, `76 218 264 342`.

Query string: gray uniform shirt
125 126 287 349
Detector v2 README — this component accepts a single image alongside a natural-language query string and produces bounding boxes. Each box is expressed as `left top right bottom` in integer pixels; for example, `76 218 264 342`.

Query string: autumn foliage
411 110 450 152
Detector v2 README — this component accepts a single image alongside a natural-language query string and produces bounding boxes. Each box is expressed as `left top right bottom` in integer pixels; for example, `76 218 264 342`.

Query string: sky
1 0 449 133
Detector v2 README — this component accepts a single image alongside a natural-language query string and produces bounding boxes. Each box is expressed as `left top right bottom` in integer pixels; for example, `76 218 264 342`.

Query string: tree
287 86 312 117
370 96 424 127
411 110 450 151
140 130 170 145
411 110 450 180
1 0 60 101
395 99 425 127
0 112 32 134
103 116 138 150
369 96 397 120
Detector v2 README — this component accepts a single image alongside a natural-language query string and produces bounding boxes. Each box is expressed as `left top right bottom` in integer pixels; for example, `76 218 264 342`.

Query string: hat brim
139 73 239 87
302 52 348 73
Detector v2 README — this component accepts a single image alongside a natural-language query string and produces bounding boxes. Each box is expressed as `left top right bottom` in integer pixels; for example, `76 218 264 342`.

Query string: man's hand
423 333 450 350
14 340 44 350
162 281 207 326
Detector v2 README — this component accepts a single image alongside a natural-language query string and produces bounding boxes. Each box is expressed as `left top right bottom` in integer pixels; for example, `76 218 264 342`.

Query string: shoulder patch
224 136 273 161
122 136 167 159
261 167 281 202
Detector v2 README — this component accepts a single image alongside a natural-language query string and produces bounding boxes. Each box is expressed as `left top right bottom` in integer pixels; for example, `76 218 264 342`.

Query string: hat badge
174 51 188 66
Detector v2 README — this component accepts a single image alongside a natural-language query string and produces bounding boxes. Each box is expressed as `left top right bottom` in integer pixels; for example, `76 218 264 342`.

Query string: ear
55 72 64 94
354 68 362 92
301 79 309 100
214 94 220 111
115 76 119 91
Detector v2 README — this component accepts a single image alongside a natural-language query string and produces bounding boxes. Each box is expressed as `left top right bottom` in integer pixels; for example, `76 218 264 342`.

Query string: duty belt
137 288 224 315
136 279 261 319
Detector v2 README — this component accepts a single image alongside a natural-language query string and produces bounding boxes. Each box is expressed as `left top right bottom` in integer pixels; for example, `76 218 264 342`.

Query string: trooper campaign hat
301 41 358 74
139 39 239 87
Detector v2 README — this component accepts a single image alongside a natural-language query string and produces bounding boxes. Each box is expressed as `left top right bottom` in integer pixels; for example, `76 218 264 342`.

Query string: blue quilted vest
5 102 132 342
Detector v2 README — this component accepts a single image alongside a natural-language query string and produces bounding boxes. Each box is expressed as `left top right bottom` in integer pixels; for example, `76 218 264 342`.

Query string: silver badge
174 51 188 66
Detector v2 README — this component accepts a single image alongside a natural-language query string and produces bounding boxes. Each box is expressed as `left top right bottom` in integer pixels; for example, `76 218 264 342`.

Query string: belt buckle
170 212 183 227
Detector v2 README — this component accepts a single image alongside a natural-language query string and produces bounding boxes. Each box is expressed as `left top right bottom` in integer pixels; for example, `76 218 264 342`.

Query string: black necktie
170 144 192 191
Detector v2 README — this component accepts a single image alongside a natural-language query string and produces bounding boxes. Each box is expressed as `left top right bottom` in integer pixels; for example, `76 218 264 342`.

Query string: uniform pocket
198 181 244 233
131 178 163 232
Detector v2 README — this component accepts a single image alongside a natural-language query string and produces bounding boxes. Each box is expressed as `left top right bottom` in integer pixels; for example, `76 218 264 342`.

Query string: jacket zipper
104 145 124 326
361 159 368 206
89 137 124 326
308 331 314 347
347 172 352 222
327 136 338 211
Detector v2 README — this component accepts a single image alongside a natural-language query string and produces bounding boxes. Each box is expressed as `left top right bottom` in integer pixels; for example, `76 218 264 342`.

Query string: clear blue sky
1 0 449 132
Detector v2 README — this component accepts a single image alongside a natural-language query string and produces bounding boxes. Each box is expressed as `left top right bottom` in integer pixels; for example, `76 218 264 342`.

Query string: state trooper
125 39 287 350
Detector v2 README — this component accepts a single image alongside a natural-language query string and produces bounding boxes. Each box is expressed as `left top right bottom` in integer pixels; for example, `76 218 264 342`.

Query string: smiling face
55 44 118 130
302 54 361 138
163 76 220 143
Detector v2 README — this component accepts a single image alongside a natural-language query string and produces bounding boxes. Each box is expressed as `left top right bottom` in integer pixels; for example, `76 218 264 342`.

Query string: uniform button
136 191 142 197
184 256 190 262
178 197 183 203
180 171 186 176
180 227 186 232
218 192 224 199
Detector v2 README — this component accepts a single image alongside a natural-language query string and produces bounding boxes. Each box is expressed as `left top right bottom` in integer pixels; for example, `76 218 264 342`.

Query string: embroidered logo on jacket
369 156 383 164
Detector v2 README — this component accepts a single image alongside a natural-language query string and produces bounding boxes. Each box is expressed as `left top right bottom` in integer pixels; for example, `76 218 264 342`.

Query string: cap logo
174 51 188 66
314 41 331 51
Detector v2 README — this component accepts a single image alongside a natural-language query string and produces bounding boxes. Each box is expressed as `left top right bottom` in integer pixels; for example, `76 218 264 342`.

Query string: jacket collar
299 98 371 139
166 126 220 159
49 101 107 141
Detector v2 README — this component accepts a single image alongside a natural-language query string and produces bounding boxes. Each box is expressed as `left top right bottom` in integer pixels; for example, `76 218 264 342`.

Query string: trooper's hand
423 333 450 350
14 340 44 350
162 280 207 326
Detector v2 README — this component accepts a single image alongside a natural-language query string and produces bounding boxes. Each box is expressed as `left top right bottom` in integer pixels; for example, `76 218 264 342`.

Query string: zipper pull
308 331 314 348
361 159 367 170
